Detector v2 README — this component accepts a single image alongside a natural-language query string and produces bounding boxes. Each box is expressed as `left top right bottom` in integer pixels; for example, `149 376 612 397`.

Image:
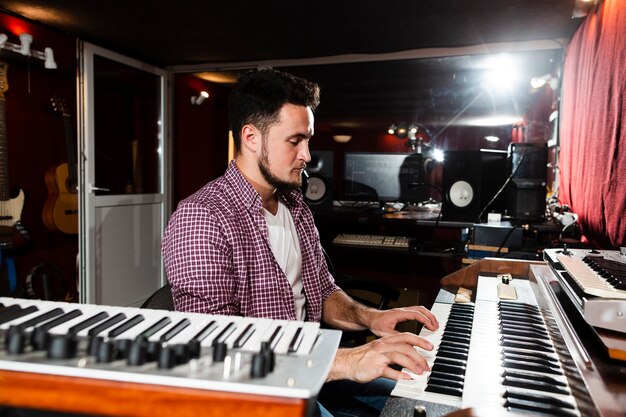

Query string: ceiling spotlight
44 47 57 69
395 123 408 139
19 33 32 56
387 124 397 135
333 135 352 143
191 90 209 105
484 135 500 142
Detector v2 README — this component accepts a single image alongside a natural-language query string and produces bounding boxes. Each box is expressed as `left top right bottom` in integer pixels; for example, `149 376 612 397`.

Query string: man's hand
327 332 433 383
366 306 439 337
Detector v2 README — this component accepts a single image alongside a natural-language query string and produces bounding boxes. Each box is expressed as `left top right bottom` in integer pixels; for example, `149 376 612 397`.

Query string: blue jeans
315 378 395 417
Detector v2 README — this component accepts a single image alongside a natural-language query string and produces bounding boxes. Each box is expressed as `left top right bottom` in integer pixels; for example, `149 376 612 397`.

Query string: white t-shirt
262 198 306 320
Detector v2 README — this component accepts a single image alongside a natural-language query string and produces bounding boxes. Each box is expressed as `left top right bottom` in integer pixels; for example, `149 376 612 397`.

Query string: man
162 68 439 416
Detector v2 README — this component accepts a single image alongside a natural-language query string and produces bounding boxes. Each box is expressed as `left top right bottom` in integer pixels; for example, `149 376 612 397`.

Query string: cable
476 146 527 223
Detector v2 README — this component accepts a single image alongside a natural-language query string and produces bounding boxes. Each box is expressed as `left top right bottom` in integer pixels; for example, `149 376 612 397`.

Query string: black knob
47 334 79 359
114 338 132 359
262 347 275 373
6 326 27 355
212 341 227 362
31 327 51 351
96 339 116 363
88 336 104 356
250 353 267 378
127 338 148 366
174 343 191 365
157 345 176 369
188 340 201 359
414 405 427 417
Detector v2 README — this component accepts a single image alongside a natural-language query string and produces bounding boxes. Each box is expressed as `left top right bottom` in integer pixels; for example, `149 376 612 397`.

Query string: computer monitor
343 152 424 203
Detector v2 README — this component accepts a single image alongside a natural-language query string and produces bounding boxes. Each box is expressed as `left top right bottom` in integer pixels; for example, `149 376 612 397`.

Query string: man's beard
258 143 303 191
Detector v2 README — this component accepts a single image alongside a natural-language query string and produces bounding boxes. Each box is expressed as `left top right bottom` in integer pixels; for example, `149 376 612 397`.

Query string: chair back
141 283 174 310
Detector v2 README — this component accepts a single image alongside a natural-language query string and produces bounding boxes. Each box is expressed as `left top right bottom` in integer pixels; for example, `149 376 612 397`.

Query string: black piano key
503 375 570 395
14 307 64 329
108 314 145 338
288 326 304 353
501 334 552 349
437 349 468 361
504 389 576 409
500 326 549 339
500 312 544 325
434 356 466 367
68 312 109 335
499 301 539 311
505 397 578 417
159 318 191 343
437 344 469 355
441 334 471 345
425 383 463 397
428 370 465 383
268 325 283 347
443 325 472 335
448 312 474 321
88 312 127 336
190 320 218 342
233 323 255 348
212 321 235 344
501 359 562 375
503 370 568 387
0 304 20 319
0 305 38 326
503 351 559 367
501 339 554 353
428 375 464 389
138 317 172 339
501 321 547 332
431 362 466 375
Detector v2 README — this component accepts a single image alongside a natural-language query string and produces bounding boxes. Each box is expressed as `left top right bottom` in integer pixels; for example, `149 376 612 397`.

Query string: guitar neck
0 96 10 201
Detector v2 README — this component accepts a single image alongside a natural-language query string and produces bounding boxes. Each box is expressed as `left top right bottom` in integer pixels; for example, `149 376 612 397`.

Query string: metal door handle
89 184 111 192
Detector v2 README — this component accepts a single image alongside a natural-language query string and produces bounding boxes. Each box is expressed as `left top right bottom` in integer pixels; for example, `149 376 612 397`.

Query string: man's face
258 104 313 190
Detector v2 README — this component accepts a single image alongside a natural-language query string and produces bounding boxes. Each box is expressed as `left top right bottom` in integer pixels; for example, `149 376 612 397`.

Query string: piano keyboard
391 276 582 417
0 297 341 400
556 254 626 300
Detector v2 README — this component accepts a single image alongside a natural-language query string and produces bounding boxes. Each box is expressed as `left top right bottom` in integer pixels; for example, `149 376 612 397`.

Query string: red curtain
560 0 626 248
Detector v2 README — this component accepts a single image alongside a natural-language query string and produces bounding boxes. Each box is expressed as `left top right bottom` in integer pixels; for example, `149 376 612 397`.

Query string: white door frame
77 41 169 306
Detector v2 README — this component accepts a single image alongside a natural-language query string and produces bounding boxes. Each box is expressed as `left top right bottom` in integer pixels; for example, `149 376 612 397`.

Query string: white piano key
296 322 321 355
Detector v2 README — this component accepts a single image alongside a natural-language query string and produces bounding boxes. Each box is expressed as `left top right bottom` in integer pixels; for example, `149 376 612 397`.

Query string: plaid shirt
162 161 340 322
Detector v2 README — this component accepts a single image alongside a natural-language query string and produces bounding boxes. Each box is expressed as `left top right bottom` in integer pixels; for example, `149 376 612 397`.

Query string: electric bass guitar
0 61 30 249
43 96 78 234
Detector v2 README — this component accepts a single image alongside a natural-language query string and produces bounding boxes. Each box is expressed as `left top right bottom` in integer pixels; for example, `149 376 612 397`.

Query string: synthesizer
0 297 341 417
544 247 626 334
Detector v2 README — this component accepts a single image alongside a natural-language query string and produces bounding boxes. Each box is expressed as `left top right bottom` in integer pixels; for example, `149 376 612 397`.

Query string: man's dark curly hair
228 68 320 152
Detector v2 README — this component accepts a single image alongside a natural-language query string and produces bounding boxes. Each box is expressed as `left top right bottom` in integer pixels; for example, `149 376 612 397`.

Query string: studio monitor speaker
442 150 507 222
506 142 548 222
303 150 333 212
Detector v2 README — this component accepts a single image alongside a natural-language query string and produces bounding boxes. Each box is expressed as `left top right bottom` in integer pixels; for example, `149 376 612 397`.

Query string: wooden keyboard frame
0 368 307 417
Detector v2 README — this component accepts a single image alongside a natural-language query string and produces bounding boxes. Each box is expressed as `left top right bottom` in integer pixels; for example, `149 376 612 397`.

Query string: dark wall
0 14 79 299
171 73 230 208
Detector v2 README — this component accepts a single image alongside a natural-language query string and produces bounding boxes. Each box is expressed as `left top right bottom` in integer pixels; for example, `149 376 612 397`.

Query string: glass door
78 42 168 306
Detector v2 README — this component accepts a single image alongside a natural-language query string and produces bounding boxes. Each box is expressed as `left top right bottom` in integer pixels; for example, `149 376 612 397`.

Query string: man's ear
240 125 259 153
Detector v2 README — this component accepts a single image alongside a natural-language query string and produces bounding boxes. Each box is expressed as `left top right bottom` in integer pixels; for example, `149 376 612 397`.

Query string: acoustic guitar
0 62 30 249
43 97 78 234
